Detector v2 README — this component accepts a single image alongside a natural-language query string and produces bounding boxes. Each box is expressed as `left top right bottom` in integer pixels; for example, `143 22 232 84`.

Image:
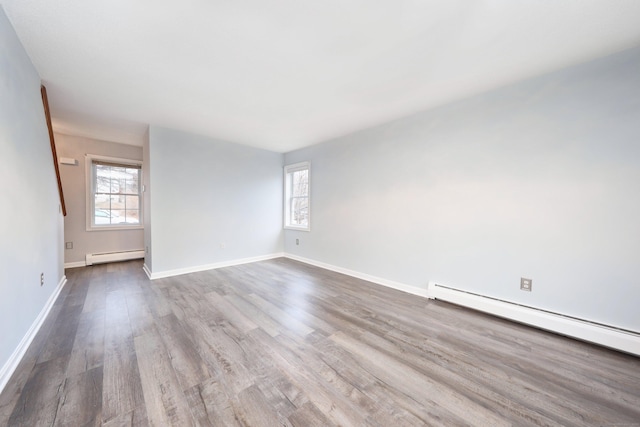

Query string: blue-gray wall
146 126 283 275
0 6 64 379
285 46 640 332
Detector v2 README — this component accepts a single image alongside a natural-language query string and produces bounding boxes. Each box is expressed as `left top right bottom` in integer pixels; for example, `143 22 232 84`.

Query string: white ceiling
3 1 640 152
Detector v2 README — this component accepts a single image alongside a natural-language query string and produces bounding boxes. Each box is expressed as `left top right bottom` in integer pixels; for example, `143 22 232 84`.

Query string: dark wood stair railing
41 84 66 217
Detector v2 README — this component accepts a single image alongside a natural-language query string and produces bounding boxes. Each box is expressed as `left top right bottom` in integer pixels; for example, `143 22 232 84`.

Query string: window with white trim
86 155 142 230
284 162 310 230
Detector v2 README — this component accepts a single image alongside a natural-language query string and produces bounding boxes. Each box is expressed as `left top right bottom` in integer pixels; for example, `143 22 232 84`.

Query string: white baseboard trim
428 283 640 356
0 274 68 394
284 254 429 298
142 263 152 280
64 261 86 269
146 253 285 280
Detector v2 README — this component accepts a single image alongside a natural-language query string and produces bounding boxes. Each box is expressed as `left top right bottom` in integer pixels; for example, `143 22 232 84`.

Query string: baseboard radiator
428 283 640 356
85 250 145 266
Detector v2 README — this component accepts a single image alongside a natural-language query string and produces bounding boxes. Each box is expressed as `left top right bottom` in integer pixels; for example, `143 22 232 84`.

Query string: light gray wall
55 133 144 265
147 126 283 274
0 7 64 373
285 46 640 332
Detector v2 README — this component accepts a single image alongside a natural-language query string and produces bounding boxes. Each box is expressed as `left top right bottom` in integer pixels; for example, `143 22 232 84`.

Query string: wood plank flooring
1 258 639 426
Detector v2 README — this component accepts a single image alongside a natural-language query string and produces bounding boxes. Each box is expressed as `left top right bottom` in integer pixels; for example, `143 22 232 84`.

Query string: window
284 162 310 230
86 155 142 230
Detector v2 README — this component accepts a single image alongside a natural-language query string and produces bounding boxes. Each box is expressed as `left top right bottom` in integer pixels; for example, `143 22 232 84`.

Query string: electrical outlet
40 273 44 286
65 242 73 249
220 242 226 249
296 238 299 245
520 277 532 292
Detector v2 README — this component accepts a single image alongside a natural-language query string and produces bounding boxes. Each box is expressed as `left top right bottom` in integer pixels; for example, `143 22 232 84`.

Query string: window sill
87 225 144 232
284 225 310 232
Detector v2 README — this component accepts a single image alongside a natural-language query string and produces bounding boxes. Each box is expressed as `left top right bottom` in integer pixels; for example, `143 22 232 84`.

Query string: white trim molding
284 254 429 298
64 261 86 269
145 253 285 280
142 263 152 279
0 275 67 394
428 282 640 356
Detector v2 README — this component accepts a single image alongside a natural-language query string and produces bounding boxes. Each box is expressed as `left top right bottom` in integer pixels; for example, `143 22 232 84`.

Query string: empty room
1 1 639 426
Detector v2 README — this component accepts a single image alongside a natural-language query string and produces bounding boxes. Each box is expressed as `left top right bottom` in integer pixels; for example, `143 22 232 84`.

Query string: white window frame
86 154 143 231
284 161 310 231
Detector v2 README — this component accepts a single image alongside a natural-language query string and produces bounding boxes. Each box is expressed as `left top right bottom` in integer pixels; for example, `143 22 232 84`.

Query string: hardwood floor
1 258 639 426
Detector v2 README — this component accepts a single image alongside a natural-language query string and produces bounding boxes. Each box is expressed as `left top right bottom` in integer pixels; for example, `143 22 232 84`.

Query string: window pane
125 195 139 209
94 194 110 210
123 168 137 193
95 167 111 193
95 165 141 194
94 208 112 224
91 160 141 228
124 178 138 194
111 209 126 224
110 195 124 211
291 170 308 197
292 197 308 226
125 210 140 224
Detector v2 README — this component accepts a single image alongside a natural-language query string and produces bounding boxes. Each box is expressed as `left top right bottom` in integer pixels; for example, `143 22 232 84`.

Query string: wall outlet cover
520 277 532 291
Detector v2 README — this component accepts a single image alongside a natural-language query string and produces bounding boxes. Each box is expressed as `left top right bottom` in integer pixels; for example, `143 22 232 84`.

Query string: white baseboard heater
85 250 145 266
428 283 640 356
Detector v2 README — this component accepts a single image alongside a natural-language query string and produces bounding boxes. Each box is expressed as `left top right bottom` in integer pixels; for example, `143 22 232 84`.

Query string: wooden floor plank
330 330 511 426
35 302 83 365
53 366 103 427
233 385 292 427
7 356 69 427
124 284 155 338
1 258 639 426
101 406 148 427
287 401 335 427
184 378 241 427
155 313 212 391
66 309 106 376
101 289 144 424
134 327 196 426
245 328 372 426
204 291 258 334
